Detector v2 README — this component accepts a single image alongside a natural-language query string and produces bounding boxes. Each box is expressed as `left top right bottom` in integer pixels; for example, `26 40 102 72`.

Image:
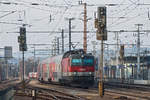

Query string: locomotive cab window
71 59 82 66
83 57 94 66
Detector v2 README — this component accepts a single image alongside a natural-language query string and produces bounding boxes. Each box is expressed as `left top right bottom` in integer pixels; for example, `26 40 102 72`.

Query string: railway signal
18 26 27 85
120 45 124 61
18 27 27 51
95 6 107 97
96 6 107 40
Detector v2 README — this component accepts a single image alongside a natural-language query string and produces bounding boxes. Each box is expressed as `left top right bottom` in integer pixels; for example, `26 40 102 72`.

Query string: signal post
95 6 107 97
18 25 27 86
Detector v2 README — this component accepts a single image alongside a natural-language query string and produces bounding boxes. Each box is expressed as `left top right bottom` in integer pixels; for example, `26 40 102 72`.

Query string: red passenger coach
37 49 95 87
29 72 38 79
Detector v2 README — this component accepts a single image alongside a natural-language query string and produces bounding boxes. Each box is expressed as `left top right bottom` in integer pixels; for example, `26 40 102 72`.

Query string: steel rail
27 86 84 100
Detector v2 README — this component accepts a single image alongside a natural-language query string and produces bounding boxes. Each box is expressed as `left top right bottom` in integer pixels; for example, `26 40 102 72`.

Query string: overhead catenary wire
108 10 147 29
1 0 150 51
109 0 138 16
46 0 78 38
128 0 139 5
108 0 147 28
0 11 17 19
108 4 140 28
48 7 69 37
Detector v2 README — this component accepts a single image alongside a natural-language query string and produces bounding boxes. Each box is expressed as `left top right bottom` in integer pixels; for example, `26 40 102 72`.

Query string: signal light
120 45 124 59
18 27 27 51
95 18 98 28
96 6 107 40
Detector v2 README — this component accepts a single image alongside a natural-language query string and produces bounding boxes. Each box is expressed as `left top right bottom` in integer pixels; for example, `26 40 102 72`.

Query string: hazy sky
0 0 150 56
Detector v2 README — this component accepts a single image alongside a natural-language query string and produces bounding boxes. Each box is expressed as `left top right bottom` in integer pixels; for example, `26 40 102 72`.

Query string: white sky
0 0 150 56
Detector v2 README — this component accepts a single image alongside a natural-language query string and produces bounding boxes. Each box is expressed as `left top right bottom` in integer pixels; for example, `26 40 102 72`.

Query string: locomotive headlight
73 72 77 75
89 72 92 74
81 55 84 58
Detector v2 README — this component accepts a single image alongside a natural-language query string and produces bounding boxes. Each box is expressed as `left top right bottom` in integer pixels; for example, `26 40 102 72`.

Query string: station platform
134 80 150 84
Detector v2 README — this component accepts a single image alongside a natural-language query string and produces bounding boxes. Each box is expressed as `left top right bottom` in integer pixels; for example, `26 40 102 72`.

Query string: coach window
71 59 82 66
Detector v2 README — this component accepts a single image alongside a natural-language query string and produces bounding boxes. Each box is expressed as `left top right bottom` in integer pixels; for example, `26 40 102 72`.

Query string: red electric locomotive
37 49 95 87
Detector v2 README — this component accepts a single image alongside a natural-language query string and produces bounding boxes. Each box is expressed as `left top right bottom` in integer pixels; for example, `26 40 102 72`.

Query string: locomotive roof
39 49 93 64
63 49 85 58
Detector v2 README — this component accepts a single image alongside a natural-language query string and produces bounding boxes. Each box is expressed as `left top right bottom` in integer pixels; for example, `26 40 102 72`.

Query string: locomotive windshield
83 58 94 66
71 59 82 66
71 55 94 66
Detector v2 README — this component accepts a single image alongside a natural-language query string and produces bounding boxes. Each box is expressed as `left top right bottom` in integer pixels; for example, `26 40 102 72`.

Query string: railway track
39 81 150 100
105 89 150 100
105 82 150 91
64 85 150 100
15 80 150 100
104 83 150 100
0 78 20 91
15 80 86 100
15 87 83 100
0 78 19 84
27 86 85 100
